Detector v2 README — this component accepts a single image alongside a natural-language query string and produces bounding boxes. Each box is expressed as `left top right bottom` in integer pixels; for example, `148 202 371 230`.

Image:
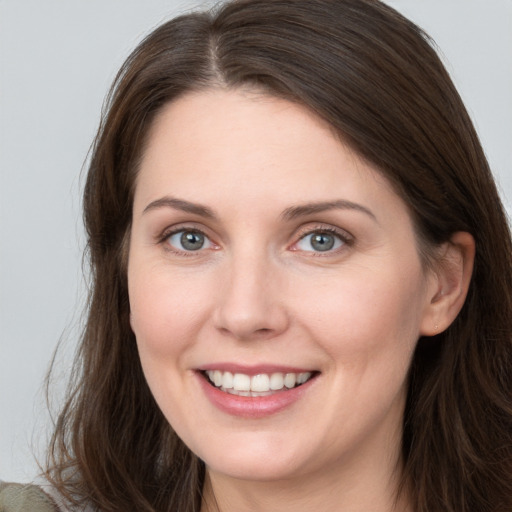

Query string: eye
167 229 213 252
295 230 346 252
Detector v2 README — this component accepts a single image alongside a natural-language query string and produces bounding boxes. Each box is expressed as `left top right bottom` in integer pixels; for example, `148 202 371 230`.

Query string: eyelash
157 224 353 256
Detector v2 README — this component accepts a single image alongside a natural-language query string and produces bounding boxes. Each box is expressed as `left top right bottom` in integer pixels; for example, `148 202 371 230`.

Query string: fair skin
128 89 474 512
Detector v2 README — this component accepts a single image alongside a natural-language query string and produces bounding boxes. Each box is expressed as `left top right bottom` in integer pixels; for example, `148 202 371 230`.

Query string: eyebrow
281 200 377 222
142 196 376 223
142 197 217 219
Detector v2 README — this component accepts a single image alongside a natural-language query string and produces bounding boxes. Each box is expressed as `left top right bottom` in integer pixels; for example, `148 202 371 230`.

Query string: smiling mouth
202 370 317 397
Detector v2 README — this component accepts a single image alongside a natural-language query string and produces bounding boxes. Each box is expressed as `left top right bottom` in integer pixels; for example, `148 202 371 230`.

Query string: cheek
129 267 210 357
294 260 427 369
128 268 206 422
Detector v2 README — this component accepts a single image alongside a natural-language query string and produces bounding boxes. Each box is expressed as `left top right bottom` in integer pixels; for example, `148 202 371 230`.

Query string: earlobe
420 231 475 336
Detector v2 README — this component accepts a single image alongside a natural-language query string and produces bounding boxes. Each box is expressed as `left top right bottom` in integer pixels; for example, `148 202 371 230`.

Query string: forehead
134 88 407 227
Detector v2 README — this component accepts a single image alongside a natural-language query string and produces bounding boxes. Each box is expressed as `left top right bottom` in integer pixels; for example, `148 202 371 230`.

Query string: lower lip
197 372 317 418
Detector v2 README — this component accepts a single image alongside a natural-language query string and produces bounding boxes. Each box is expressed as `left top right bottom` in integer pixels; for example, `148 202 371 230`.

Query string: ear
420 231 475 336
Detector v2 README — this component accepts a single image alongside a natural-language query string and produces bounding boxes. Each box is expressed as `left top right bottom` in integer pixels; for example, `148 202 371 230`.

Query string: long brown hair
45 1 512 511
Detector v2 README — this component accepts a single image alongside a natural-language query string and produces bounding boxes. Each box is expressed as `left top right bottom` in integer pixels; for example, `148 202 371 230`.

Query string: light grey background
1 0 511 483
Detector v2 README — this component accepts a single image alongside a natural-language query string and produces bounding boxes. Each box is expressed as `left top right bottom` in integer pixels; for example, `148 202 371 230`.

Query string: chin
205 456 303 483
191 432 311 482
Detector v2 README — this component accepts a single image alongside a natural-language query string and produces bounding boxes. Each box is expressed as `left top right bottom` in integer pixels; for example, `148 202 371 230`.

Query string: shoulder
0 481 61 512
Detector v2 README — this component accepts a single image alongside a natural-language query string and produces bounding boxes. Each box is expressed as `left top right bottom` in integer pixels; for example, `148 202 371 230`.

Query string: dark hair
45 1 512 511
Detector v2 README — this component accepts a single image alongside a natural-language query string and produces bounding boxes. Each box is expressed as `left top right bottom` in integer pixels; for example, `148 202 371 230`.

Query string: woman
3 0 511 510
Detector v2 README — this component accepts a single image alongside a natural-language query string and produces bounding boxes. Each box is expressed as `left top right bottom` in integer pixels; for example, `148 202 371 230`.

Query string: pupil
181 231 204 251
311 233 334 251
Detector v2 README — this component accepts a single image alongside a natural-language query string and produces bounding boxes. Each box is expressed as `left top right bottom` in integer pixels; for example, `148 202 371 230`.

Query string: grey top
0 482 60 512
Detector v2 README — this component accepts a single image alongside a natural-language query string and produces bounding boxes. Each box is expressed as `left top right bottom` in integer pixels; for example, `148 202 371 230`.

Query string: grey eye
296 231 343 252
168 230 212 251
311 233 335 251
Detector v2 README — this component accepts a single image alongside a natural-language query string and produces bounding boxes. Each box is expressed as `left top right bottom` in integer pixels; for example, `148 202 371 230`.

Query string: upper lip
197 363 318 376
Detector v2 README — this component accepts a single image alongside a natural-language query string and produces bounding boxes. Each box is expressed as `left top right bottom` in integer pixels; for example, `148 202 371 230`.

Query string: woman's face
128 89 437 484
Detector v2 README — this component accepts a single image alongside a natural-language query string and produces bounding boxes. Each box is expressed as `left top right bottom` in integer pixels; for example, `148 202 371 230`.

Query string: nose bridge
214 244 288 340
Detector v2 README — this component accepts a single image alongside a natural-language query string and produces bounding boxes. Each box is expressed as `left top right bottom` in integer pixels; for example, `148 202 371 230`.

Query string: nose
213 252 290 342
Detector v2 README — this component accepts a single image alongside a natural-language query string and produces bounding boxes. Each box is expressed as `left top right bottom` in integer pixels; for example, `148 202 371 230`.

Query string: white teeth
251 374 270 392
297 372 309 385
222 371 234 389
205 370 313 394
270 373 284 390
232 373 251 391
213 370 223 387
284 373 296 388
